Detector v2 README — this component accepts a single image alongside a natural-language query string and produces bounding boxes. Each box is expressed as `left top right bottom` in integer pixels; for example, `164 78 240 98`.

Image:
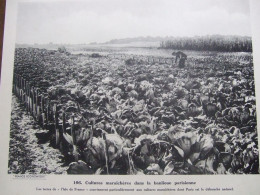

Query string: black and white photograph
7 0 259 175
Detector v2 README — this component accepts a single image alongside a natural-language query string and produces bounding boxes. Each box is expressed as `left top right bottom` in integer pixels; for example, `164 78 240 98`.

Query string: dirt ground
8 95 68 174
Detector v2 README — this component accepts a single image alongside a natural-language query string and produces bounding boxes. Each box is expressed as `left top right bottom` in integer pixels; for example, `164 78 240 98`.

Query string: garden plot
9 47 258 175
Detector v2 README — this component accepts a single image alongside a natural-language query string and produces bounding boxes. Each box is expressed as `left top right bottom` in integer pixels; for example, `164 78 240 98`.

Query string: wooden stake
60 112 66 150
62 112 66 134
30 87 34 115
40 95 44 114
70 115 76 144
54 104 60 147
45 99 49 126
35 89 38 117
103 133 110 174
42 112 45 128
70 115 79 161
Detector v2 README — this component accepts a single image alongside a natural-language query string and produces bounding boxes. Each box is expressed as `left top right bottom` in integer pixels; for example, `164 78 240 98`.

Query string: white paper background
1 0 260 194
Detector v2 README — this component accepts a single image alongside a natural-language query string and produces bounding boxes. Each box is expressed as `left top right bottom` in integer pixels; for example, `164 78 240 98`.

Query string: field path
8 95 67 174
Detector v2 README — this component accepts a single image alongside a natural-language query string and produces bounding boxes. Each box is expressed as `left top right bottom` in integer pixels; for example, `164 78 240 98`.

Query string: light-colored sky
16 0 251 44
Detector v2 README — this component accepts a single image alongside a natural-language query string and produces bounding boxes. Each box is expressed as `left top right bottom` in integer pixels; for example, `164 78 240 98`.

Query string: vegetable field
9 47 258 175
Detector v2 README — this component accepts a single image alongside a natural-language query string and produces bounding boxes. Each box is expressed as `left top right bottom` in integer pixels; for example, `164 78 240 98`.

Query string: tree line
159 35 252 52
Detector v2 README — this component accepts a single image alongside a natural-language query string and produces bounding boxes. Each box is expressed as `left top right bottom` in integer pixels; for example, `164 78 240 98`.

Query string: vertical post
37 92 40 122
40 95 44 114
23 79 26 106
17 74 19 88
30 86 33 115
23 92 26 105
41 112 45 128
31 87 34 116
21 77 24 103
45 98 49 127
25 81 28 112
21 77 24 91
16 74 19 94
20 77 23 102
40 95 44 127
103 133 110 174
33 88 37 118
18 75 21 99
62 112 66 134
37 105 40 122
60 111 66 150
16 74 18 96
23 78 26 91
71 115 76 144
36 90 38 116
54 104 60 147
70 115 78 161
26 83 29 112
19 76 23 99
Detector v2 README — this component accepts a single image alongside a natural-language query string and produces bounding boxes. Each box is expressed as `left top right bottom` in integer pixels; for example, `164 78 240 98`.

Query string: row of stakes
13 73 79 161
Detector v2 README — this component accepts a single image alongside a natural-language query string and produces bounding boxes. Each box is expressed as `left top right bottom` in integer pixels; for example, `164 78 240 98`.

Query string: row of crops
11 47 258 174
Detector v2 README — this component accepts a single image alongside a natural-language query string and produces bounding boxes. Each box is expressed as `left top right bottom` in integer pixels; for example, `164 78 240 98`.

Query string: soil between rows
8 95 68 174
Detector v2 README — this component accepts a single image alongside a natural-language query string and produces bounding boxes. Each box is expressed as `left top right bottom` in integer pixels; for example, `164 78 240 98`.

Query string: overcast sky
16 0 251 44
